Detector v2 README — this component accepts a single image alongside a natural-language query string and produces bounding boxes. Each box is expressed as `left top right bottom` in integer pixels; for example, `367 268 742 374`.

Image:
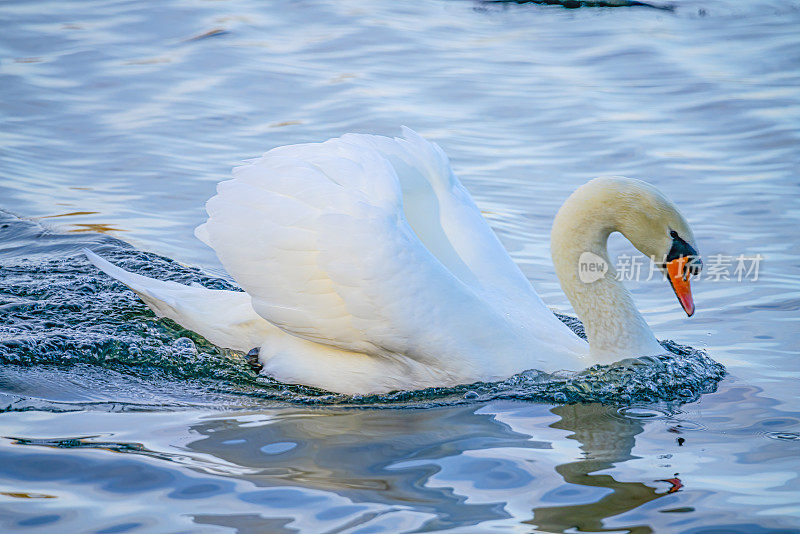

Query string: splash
0 212 724 411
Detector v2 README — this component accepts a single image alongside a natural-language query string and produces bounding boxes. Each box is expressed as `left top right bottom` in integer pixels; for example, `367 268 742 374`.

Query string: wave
0 211 724 411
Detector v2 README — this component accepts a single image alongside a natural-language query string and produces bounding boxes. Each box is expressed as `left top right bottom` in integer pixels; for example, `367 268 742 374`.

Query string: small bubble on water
463 390 479 400
766 432 800 442
618 406 669 420
669 420 707 432
260 442 297 455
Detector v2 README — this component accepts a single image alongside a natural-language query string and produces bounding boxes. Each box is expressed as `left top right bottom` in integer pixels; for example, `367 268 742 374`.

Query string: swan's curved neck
550 184 665 363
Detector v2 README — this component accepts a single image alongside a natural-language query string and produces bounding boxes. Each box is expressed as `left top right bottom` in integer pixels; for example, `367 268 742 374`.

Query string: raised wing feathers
196 129 584 373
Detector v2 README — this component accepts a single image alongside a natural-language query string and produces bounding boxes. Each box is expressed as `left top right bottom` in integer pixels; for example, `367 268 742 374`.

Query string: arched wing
196 129 585 369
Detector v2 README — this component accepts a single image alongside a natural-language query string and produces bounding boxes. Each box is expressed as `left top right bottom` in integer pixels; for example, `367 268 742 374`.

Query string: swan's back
195 128 587 386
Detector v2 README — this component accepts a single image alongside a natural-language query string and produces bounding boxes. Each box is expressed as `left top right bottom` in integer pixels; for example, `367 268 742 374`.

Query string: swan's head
598 177 702 316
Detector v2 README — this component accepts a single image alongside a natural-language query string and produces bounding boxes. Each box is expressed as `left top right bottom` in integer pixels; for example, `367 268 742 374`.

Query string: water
1 0 799 531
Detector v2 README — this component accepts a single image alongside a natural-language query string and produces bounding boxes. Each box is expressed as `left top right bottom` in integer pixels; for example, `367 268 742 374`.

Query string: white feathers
88 128 592 394
83 248 275 352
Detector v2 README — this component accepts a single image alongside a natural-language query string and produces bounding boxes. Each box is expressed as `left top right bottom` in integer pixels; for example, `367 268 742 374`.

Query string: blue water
1 0 799 532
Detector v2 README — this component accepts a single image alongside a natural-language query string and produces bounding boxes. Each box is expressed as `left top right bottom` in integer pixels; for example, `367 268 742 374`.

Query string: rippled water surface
1 0 799 532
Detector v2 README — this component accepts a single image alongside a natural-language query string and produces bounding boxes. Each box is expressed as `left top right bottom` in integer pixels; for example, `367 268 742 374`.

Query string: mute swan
85 127 702 394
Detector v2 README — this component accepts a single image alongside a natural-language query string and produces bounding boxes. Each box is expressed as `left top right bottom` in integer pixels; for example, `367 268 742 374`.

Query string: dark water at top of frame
0 0 798 532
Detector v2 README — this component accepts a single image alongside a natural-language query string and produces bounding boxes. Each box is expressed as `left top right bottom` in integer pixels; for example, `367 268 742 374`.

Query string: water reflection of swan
184 405 539 527
178 402 680 531
0 399 689 531
86 128 702 394
527 404 679 533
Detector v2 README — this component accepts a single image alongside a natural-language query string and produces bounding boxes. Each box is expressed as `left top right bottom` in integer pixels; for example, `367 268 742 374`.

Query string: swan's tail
83 249 275 352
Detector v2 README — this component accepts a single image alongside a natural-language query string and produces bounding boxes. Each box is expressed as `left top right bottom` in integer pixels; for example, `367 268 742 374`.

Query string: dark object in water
483 0 674 10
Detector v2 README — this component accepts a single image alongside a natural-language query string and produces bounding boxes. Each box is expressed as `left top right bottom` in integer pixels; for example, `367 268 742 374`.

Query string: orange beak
667 257 695 317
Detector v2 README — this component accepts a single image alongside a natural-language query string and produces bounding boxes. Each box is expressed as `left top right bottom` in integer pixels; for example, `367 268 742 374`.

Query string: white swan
85 127 702 394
